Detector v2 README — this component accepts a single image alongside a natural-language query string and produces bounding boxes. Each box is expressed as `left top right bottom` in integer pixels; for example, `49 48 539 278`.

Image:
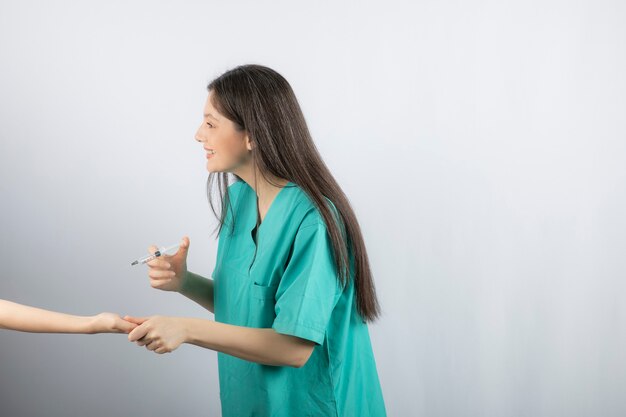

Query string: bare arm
0 299 136 334
127 316 316 368
184 319 315 367
179 271 214 314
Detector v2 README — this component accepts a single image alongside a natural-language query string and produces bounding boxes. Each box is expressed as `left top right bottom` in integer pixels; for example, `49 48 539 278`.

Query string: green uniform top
212 179 386 417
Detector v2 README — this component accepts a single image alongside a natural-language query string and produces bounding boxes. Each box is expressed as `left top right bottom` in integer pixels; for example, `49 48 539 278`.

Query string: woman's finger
150 279 174 290
128 323 149 342
146 340 159 351
117 319 139 334
147 259 171 269
136 336 150 347
149 270 176 280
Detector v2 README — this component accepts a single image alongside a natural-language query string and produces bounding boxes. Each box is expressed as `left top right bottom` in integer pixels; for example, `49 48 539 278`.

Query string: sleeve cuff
272 319 326 345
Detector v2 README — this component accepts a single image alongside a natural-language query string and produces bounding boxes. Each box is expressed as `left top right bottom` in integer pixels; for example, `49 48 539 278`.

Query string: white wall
1 1 625 416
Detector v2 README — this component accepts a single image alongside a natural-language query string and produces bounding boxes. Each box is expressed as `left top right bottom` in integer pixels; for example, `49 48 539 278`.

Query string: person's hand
125 315 187 354
90 312 138 334
146 236 190 293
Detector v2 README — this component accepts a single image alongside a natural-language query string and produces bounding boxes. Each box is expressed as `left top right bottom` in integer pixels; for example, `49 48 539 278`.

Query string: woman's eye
206 122 214 128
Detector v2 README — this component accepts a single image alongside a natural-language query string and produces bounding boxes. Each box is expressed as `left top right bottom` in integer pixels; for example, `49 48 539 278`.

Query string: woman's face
194 90 252 173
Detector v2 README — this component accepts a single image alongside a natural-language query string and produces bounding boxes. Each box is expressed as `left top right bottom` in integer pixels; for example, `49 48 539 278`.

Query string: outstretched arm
126 315 315 368
0 299 137 334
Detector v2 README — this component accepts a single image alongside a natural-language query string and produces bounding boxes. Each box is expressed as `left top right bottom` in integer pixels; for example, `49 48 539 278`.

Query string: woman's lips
206 152 215 159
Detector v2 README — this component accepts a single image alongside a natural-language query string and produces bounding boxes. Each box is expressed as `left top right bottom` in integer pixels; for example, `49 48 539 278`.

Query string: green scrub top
212 179 386 417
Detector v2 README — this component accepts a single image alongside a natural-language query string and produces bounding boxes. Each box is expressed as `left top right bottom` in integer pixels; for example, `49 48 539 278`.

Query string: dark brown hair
204 64 381 322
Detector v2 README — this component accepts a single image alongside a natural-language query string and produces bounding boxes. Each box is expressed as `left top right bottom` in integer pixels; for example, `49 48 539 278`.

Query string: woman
0 299 136 334
126 64 387 416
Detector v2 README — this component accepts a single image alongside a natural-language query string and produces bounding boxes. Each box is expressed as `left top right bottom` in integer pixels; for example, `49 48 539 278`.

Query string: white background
1 1 625 416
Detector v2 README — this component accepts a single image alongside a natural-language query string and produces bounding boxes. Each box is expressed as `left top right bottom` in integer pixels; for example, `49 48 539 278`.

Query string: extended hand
125 315 187 354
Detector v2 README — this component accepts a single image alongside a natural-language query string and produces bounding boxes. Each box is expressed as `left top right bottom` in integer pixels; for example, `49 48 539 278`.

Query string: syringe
131 243 180 266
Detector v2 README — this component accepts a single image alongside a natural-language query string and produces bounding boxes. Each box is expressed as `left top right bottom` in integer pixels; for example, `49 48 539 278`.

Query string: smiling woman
126 64 387 417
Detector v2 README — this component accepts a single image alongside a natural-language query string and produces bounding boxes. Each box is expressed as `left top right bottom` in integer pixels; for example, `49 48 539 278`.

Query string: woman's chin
206 163 225 173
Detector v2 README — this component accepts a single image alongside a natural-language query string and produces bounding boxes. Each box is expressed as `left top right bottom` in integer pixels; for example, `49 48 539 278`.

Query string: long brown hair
204 64 381 322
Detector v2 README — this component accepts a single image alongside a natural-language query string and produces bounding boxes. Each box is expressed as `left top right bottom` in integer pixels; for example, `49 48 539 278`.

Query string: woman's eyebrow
204 113 219 121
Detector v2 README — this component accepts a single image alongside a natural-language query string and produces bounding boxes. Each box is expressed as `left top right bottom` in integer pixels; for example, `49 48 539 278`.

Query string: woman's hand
146 236 190 293
125 315 187 354
89 312 138 334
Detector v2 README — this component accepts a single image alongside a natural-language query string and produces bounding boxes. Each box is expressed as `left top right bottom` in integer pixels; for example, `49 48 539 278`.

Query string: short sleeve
271 222 344 345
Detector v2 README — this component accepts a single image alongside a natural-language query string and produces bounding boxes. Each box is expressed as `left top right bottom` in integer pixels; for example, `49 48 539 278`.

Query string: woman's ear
245 134 256 151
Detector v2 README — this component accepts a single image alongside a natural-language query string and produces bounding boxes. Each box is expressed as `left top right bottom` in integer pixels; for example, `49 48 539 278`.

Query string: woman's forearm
181 318 314 368
0 299 96 333
179 271 215 313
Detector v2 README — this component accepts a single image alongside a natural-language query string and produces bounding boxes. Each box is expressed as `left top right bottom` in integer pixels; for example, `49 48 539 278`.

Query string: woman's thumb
176 236 190 257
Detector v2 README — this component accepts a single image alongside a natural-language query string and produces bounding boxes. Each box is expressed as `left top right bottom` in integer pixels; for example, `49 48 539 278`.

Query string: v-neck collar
245 180 294 275
246 180 294 232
